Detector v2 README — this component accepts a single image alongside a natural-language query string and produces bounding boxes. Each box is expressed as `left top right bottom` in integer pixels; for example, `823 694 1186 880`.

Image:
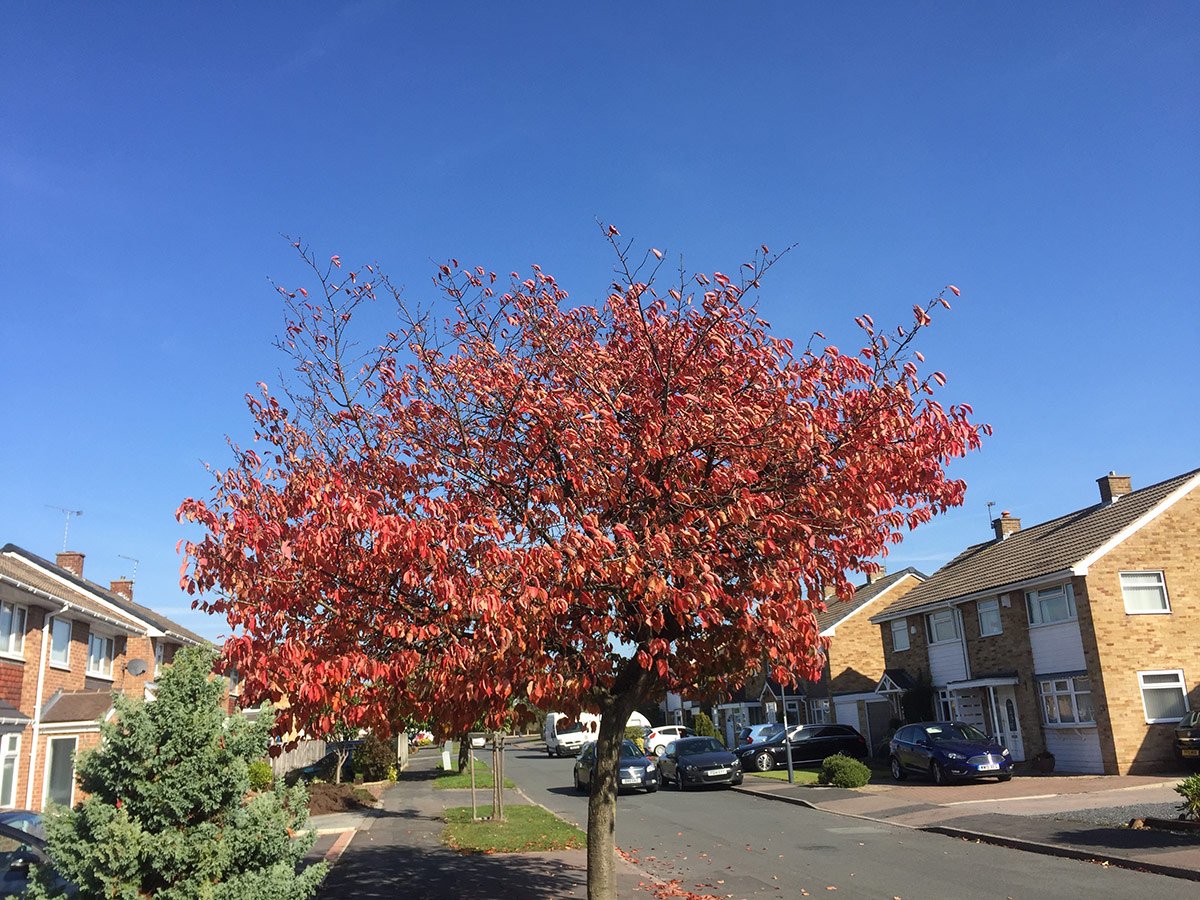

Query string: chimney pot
56 551 85 578
1097 472 1132 504
992 513 1022 541
110 578 134 600
866 566 887 584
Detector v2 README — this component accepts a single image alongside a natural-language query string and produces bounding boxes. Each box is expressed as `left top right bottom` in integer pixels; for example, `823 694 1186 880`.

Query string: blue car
889 721 1013 785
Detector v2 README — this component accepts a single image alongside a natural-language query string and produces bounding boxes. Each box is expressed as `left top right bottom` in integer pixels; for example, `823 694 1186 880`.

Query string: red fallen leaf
651 248 664 259
608 224 620 236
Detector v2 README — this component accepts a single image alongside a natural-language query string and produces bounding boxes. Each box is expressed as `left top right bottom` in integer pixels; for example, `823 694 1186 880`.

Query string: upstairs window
0 602 26 657
1120 571 1170 614
977 598 1003 637
925 608 960 644
87 633 114 678
1026 583 1076 626
890 619 910 651
49 617 72 668
1139 670 1189 723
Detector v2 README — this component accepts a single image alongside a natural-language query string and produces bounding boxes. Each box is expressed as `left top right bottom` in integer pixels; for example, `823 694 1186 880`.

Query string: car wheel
998 773 1012 782
547 747 554 757
651 744 666 758
890 756 906 781
555 746 564 758
753 751 774 772
646 783 659 794
731 773 743 786
677 773 688 791
931 762 947 786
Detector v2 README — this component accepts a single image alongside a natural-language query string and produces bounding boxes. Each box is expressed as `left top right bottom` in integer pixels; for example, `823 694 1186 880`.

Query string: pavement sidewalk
731 770 1200 881
313 749 650 899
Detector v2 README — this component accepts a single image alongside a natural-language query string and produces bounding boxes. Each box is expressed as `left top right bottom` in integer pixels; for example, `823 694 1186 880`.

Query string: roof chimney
56 551 84 578
992 512 1021 541
110 578 134 600
866 566 887 584
822 583 838 601
1097 472 1132 504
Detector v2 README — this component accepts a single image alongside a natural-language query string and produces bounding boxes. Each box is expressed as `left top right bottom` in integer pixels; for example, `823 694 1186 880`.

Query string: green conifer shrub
818 753 872 788
28 645 325 899
692 712 720 743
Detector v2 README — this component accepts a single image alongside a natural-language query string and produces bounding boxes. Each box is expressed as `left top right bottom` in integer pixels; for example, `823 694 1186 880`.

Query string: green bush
1176 773 1200 820
248 759 275 792
353 734 397 782
818 753 872 788
624 726 645 752
692 712 720 743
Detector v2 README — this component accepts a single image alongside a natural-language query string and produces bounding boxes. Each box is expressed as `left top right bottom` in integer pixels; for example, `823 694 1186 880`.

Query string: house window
1120 572 1170 615
44 736 77 807
977 598 1003 637
936 689 954 721
890 619 910 651
0 602 27 657
925 608 960 644
49 617 72 668
87 633 115 678
1038 674 1094 725
809 699 830 724
0 733 20 808
1138 670 1189 723
1026 583 1076 626
154 641 165 678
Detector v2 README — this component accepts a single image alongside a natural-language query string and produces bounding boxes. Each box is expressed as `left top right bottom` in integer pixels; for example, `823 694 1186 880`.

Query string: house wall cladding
1081 489 1200 774
0 661 22 708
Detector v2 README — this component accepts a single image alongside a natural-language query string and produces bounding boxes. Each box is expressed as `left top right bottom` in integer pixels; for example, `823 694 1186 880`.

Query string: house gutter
0 575 146 636
868 568 1077 624
25 602 59 809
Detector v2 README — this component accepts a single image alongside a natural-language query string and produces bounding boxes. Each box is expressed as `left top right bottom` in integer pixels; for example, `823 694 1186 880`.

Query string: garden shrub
818 753 872 788
692 712 720 743
624 726 645 752
248 759 275 792
353 733 398 782
1176 773 1200 820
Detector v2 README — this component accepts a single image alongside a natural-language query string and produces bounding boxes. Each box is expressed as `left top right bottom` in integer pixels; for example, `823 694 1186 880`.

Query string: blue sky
2 4 1197 641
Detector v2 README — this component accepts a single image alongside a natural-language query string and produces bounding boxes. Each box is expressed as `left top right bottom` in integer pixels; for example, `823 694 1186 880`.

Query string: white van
542 711 651 757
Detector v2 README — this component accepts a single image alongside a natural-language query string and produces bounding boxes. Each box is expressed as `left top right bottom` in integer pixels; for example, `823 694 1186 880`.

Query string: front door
994 687 1025 761
44 736 77 808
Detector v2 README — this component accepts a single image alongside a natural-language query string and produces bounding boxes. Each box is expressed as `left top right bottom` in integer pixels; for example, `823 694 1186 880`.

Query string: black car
658 737 743 790
294 740 362 782
1176 710 1200 766
889 722 1013 784
574 740 660 793
736 724 867 772
0 820 73 896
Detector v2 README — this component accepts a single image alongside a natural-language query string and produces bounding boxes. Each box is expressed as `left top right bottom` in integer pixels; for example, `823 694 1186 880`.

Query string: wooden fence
269 740 327 777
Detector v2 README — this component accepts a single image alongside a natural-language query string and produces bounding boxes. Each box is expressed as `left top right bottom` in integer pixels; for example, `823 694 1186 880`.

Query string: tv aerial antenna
45 505 83 552
118 554 140 581
986 500 996 529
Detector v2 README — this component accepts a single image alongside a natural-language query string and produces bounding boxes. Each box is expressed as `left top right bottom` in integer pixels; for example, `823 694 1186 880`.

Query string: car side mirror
919 739 931 748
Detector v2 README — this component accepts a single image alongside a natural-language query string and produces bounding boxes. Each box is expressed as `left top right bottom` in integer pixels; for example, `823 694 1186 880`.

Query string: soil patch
307 782 377 816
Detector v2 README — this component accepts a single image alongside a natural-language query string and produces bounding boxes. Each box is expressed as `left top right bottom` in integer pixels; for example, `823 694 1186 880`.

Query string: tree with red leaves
179 229 985 899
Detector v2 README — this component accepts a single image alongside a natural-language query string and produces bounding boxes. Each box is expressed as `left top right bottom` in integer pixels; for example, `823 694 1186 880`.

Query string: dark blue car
889 721 1013 784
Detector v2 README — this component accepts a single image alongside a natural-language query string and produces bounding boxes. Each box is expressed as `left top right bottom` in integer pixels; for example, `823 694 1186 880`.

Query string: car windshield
620 740 644 758
557 721 584 735
677 738 724 756
925 724 987 742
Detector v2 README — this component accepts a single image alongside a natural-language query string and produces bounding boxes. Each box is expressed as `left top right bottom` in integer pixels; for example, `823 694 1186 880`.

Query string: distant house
0 544 206 810
869 469 1200 774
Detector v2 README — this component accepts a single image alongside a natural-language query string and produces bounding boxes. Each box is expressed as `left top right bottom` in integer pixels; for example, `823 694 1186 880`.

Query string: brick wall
1079 486 1200 773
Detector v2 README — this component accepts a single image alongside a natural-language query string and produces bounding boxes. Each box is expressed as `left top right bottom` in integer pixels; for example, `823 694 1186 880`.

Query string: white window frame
977 598 1003 637
1026 583 1077 627
0 601 27 659
925 608 960 645
87 632 115 679
890 618 910 652
48 616 72 669
0 733 20 808
1138 669 1190 724
809 699 830 724
1038 674 1095 726
1120 571 1171 615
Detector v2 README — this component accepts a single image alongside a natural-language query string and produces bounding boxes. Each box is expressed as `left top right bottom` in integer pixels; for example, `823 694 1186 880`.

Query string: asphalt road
499 744 1196 900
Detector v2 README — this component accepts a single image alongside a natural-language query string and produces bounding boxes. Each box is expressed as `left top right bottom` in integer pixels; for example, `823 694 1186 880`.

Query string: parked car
889 722 1013 784
658 737 743 790
1175 710 1200 765
736 724 784 747
0 812 41 838
736 724 867 772
294 740 362 782
644 725 697 757
0 820 73 896
543 712 599 757
574 740 660 793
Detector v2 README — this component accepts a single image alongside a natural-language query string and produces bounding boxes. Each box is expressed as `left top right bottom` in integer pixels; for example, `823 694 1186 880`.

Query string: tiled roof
871 467 1200 621
814 567 925 633
0 552 146 632
1 545 206 645
41 690 113 724
0 699 30 724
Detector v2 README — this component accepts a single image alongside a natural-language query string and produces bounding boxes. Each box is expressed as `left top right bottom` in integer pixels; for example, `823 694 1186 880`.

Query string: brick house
869 469 1200 774
712 568 924 749
0 544 205 810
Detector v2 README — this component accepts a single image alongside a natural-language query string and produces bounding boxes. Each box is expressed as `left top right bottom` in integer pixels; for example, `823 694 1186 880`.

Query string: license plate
1184 749 1200 758
977 763 1000 772
621 777 640 784
707 767 729 776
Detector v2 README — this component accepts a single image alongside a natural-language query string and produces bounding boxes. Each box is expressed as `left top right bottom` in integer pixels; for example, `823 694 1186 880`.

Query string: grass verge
747 767 822 785
433 757 516 790
442 804 585 852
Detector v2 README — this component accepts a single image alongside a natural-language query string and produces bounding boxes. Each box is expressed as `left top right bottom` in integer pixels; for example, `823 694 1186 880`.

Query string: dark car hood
675 750 737 767
618 754 653 766
933 739 1004 757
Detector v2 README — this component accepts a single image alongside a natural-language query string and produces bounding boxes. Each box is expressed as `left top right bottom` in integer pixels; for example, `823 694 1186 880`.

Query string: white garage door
834 699 861 734
1044 728 1103 773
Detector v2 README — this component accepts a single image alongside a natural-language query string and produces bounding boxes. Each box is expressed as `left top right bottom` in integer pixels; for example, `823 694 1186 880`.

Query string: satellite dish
126 659 148 676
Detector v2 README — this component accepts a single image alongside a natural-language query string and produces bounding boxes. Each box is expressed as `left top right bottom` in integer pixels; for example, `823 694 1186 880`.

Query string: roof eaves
869 567 1076 623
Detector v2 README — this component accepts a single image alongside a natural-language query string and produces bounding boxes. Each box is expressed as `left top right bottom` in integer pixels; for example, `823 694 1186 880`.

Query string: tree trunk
586 690 641 900
458 733 470 773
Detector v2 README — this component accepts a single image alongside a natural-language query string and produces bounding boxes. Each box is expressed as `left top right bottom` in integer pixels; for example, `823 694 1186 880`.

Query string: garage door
1044 728 1103 773
834 699 861 734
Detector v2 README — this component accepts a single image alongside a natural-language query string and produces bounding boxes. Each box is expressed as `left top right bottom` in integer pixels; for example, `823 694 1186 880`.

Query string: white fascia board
39 721 104 734
821 573 923 634
831 690 888 703
1072 470 1200 576
0 571 145 636
4 554 150 634
870 569 1076 623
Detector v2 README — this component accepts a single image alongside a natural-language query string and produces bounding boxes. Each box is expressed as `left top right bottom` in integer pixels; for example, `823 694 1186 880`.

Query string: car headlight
645 762 656 772
944 752 965 760
1001 748 1010 757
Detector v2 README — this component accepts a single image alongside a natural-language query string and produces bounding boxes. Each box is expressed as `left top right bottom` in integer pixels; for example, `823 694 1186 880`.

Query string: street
499 743 1197 899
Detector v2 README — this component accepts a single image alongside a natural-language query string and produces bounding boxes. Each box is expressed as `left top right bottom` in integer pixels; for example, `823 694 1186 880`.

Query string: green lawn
747 767 822 784
442 804 585 852
433 756 516 790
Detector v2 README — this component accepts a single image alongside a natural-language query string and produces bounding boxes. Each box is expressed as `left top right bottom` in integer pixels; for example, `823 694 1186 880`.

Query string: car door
660 741 678 782
786 727 819 764
893 726 916 771
577 742 596 787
